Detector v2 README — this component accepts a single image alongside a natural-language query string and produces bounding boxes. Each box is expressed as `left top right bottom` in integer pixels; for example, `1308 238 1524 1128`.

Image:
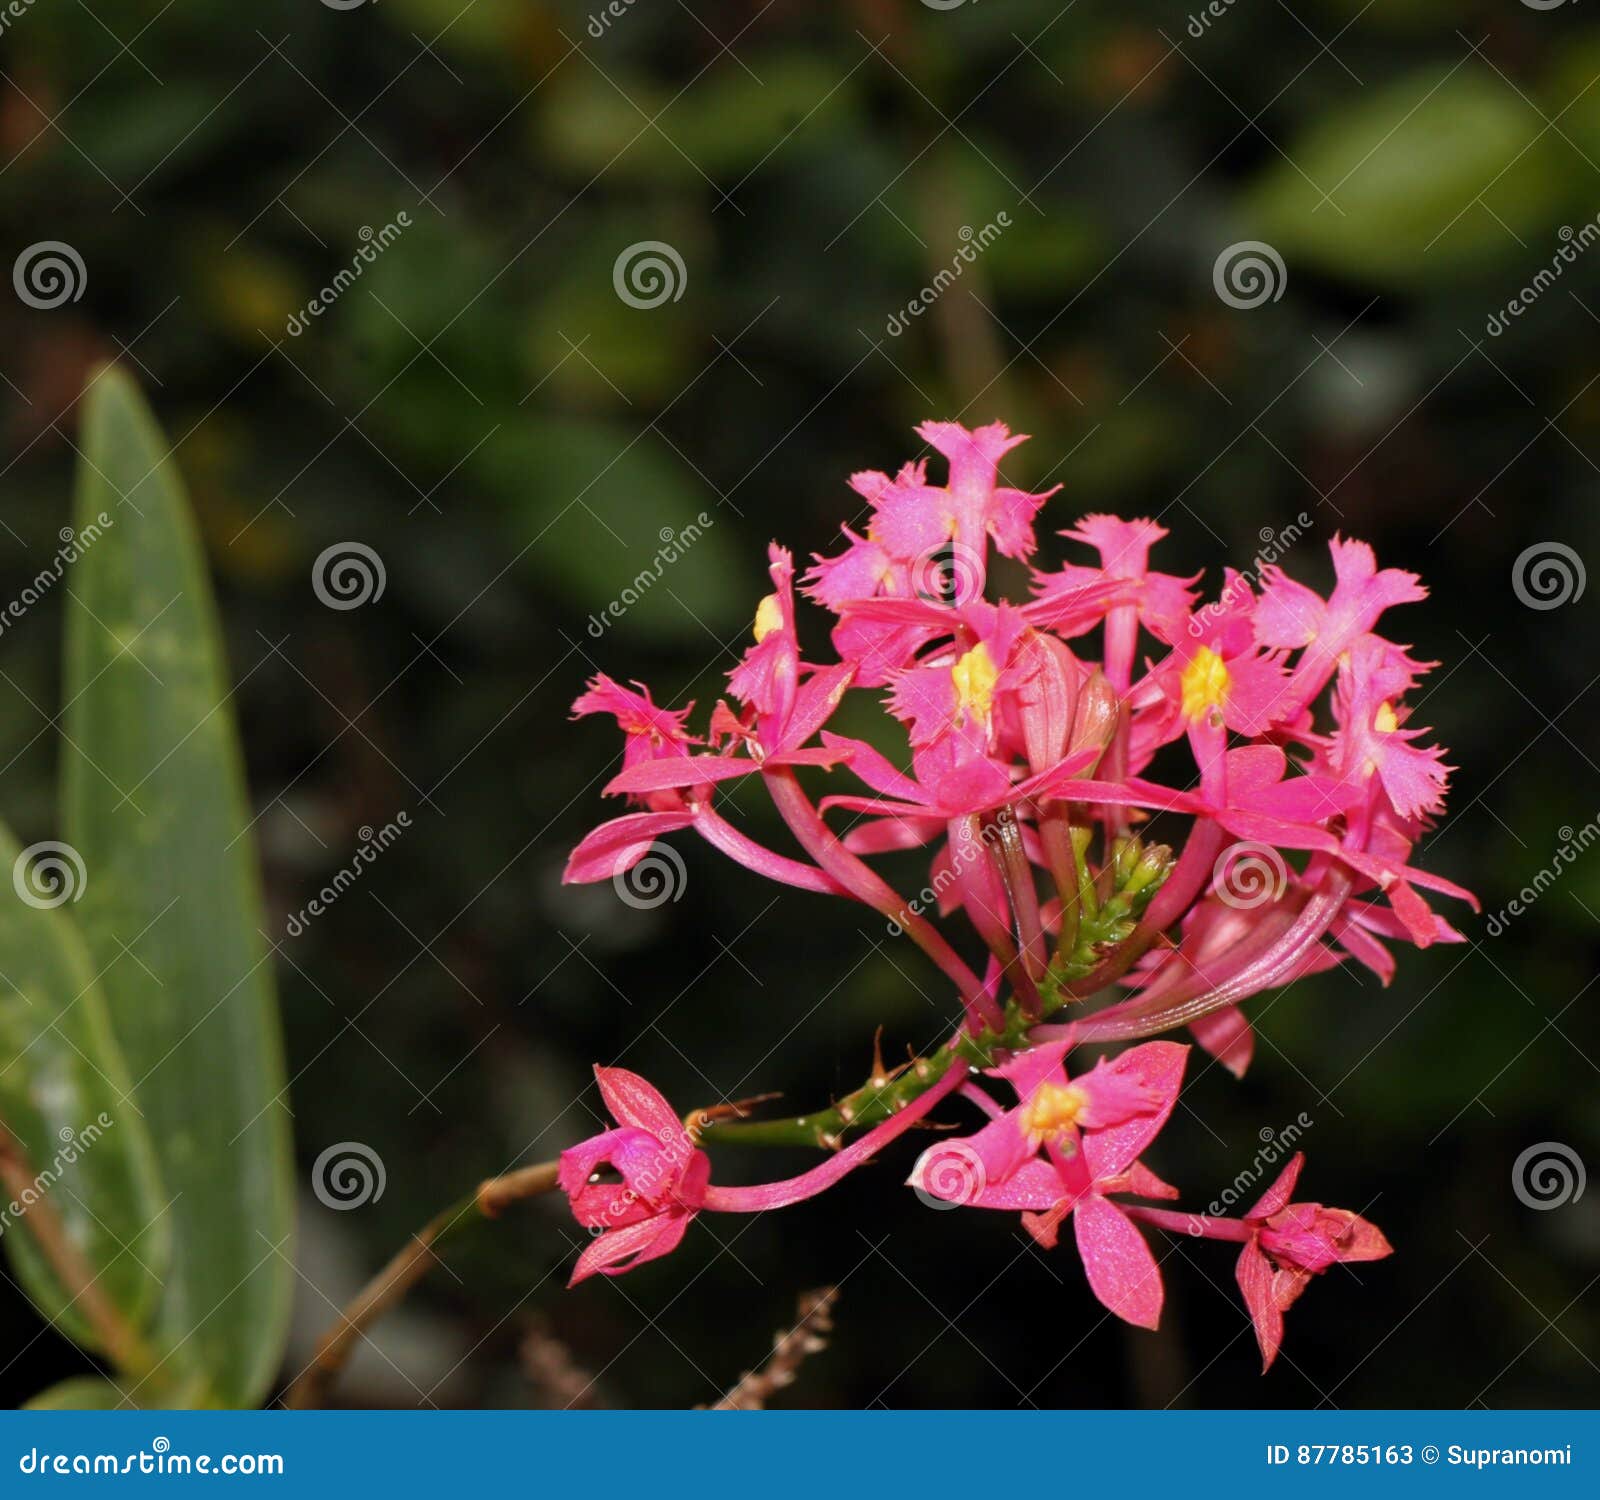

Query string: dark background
1 0 1597 1408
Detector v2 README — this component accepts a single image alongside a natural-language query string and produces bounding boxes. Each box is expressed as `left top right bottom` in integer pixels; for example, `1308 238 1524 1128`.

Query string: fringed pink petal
1081 1041 1189 1180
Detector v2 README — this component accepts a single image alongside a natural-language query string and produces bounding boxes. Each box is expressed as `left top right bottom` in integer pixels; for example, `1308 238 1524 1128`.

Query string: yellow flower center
1374 701 1399 734
1180 646 1230 721
951 642 999 725
753 594 783 643
1019 1081 1089 1146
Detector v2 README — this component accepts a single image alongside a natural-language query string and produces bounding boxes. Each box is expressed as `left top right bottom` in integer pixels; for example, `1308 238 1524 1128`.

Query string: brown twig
283 1159 559 1409
708 1287 838 1411
520 1312 604 1409
0 1120 157 1384
474 1159 559 1219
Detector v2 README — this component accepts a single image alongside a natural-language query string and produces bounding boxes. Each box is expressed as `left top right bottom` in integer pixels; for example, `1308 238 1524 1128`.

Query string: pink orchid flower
560 420 1473 1360
868 420 1055 579
559 1067 710 1285
1236 1153 1393 1370
1124 1152 1391 1371
909 1038 1188 1328
1328 632 1453 822
1257 535 1428 718
563 673 846 899
561 1063 971 1284
1031 514 1195 693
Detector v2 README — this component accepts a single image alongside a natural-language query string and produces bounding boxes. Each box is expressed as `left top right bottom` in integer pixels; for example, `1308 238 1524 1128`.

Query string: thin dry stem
0 1119 156 1383
475 1159 559 1219
520 1312 604 1409
284 1158 560 1409
708 1287 838 1411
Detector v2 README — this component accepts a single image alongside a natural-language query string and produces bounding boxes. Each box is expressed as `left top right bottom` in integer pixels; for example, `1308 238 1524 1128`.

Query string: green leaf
472 416 744 643
0 823 168 1355
60 368 293 1408
537 54 860 182
1247 66 1565 284
26 1376 134 1410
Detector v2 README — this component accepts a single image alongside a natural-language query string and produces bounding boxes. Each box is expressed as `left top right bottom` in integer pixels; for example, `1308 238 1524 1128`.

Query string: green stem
698 839 1174 1151
696 991 1058 1149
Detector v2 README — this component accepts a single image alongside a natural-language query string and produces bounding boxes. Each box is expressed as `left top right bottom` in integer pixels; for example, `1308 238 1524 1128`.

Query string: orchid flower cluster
561 420 1475 1370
